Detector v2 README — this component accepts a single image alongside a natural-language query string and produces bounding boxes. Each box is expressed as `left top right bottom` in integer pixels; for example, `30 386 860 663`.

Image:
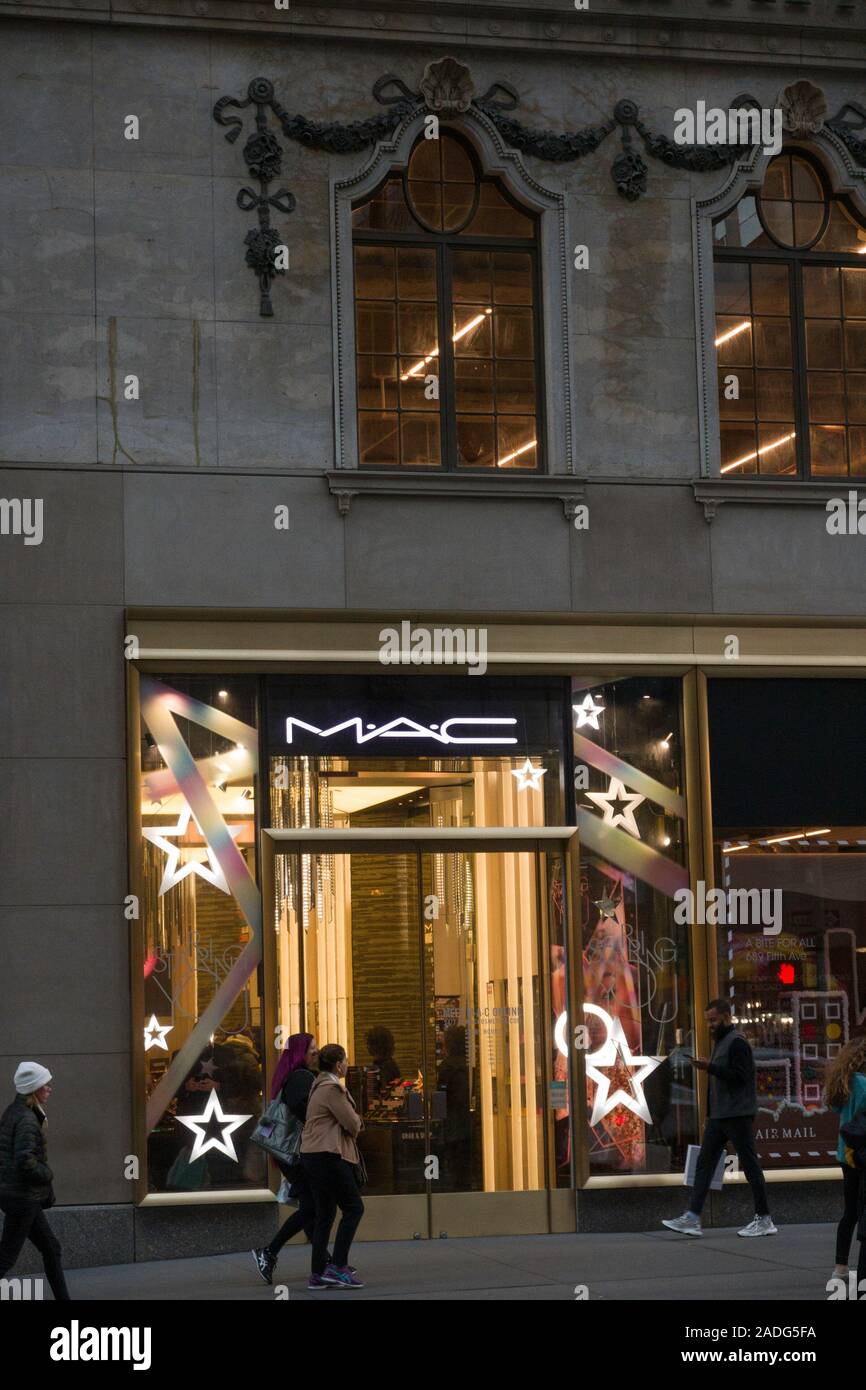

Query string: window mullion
439 241 457 472
791 258 811 480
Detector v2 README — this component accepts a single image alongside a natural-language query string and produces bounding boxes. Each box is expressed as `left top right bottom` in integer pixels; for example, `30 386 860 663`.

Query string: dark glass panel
496 359 536 415
442 136 475 183
763 155 791 201
757 425 797 474
808 371 846 423
353 176 415 232
358 411 399 466
356 301 396 355
715 315 754 368
456 416 496 467
354 245 395 299
713 261 750 316
454 358 494 414
398 302 438 355
754 318 792 368
494 307 533 359
806 320 843 370
760 199 794 247
809 424 847 474
720 423 757 474
493 252 533 305
452 248 491 304
496 418 537 468
397 248 437 301
357 355 398 410
844 322 866 371
815 202 864 255
452 305 492 357
401 413 441 466
756 370 794 421
846 374 866 424
408 137 440 183
793 200 825 247
842 268 866 317
802 266 841 318
750 263 790 316
442 181 476 232
850 426 866 474
407 180 442 231
791 156 823 201
464 182 534 238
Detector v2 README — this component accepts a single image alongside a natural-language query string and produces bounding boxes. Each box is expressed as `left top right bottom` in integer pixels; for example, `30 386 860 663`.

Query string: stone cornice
693 478 866 522
326 469 586 520
1 0 864 65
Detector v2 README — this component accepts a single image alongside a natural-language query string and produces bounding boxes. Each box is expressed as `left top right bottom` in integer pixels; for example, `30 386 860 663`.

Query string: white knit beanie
14 1062 52 1095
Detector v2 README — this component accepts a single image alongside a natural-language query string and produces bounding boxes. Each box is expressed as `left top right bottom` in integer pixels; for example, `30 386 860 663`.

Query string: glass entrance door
264 829 580 1239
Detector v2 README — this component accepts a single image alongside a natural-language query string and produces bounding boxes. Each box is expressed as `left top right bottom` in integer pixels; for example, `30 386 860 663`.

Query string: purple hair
270 1032 314 1100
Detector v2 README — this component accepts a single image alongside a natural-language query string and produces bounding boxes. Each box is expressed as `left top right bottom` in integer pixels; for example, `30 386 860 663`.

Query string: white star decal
511 758 547 792
175 1089 252 1163
585 777 645 839
143 1014 173 1052
574 694 605 730
584 1004 661 1126
142 806 243 897
593 896 620 922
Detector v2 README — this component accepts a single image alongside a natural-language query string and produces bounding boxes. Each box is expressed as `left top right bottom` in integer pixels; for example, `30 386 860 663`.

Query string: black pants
301 1153 364 1275
0 1196 70 1301
267 1162 316 1255
836 1163 865 1266
689 1116 769 1218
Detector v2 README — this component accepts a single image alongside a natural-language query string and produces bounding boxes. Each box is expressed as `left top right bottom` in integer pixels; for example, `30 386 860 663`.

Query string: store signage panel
266 675 566 757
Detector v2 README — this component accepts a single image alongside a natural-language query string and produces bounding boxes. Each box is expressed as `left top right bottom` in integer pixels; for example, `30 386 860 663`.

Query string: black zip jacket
0 1095 54 1204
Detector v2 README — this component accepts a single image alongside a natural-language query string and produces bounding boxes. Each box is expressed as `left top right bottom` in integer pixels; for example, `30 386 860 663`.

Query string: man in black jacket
662 999 776 1239
0 1062 70 1299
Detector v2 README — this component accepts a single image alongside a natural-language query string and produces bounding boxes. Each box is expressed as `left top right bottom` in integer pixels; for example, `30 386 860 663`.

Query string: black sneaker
252 1247 276 1285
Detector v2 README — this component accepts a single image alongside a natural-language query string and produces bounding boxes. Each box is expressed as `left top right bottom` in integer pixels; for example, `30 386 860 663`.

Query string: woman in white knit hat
0 1062 70 1300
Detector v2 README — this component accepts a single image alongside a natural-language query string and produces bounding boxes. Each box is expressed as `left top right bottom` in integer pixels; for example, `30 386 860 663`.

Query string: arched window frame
694 131 866 480
331 107 575 475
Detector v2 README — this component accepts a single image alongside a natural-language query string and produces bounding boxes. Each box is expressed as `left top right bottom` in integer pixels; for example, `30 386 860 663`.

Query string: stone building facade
1 0 865 1267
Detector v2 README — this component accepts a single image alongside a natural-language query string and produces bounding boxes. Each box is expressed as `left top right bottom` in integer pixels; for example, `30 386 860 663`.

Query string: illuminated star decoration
142 806 244 897
175 1090 252 1163
511 758 547 792
574 693 605 730
143 1015 173 1052
586 777 645 839
584 1004 662 1126
197 1057 217 1078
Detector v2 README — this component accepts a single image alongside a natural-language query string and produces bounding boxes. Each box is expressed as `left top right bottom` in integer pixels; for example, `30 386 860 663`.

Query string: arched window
713 150 866 478
351 131 542 471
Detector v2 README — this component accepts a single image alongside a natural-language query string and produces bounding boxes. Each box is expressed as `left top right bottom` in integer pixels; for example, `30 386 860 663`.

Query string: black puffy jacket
0 1095 54 1204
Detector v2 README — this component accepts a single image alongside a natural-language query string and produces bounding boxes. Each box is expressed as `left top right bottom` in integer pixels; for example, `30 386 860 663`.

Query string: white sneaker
661 1212 703 1237
738 1214 777 1237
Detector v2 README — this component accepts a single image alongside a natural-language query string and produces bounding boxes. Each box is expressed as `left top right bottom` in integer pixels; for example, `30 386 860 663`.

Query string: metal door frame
261 826 583 1238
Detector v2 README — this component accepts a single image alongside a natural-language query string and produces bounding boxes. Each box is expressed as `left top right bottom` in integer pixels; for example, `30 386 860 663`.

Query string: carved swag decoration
213 61 866 317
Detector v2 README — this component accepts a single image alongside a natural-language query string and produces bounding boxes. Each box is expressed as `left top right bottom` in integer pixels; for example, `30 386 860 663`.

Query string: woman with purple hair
251 1032 319 1285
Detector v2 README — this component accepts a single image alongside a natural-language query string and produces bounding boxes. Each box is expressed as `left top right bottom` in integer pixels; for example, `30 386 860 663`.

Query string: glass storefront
131 665 864 1221
572 677 699 1176
708 678 866 1170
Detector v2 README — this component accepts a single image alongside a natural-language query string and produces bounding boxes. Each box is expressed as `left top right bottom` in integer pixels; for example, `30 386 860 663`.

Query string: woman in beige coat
300 1043 365 1289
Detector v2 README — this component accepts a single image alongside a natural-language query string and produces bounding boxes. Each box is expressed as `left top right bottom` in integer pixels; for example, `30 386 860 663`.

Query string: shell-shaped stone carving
778 80 828 136
420 56 474 114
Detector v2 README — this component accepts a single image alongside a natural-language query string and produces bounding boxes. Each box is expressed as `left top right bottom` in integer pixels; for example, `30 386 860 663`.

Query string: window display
138 676 264 1194
571 677 699 1175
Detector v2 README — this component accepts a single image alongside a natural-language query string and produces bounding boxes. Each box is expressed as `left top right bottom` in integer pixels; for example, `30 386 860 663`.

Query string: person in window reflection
365 1026 401 1088
301 1044 365 1289
825 1036 866 1290
437 1026 471 1191
251 1032 321 1287
662 998 776 1239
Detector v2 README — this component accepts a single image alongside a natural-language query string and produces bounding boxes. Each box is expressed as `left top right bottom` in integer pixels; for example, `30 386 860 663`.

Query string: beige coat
300 1073 362 1163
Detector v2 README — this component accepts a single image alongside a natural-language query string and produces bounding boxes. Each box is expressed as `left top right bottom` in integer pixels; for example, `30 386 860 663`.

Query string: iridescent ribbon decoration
574 732 689 898
140 676 262 1133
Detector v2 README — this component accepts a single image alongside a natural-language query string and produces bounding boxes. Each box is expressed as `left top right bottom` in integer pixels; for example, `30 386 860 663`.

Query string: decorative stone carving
420 56 474 114
778 81 828 136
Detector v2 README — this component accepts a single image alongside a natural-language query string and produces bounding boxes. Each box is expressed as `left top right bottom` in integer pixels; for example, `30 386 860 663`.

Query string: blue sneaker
325 1263 364 1288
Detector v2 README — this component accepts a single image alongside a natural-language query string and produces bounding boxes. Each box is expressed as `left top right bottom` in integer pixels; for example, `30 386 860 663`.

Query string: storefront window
709 678 866 1170
139 676 264 1194
267 674 568 1196
572 677 699 1175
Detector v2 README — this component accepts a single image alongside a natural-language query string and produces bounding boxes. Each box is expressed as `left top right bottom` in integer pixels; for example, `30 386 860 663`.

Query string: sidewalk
64 1223 841 1301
